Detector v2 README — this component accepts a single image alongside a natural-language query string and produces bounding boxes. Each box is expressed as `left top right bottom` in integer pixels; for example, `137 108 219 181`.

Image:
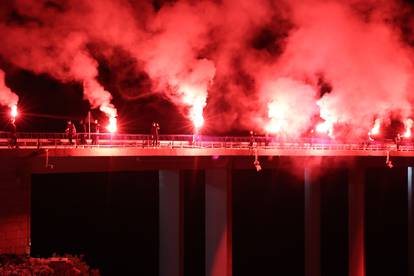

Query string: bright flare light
316 121 330 133
100 103 118 133
190 102 205 131
316 120 334 137
265 119 287 134
106 116 117 133
265 101 288 134
316 99 337 138
10 105 18 118
404 118 413 138
369 118 381 136
180 85 207 131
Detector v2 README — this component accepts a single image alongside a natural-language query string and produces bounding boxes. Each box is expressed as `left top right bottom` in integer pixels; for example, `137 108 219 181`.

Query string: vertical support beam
205 169 232 276
159 170 182 276
349 167 365 276
0 157 31 255
408 167 414 276
304 167 321 276
23 163 31 255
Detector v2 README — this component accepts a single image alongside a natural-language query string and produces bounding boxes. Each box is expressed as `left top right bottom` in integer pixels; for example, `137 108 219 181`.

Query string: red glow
106 116 117 133
403 118 413 138
316 121 329 133
1 0 414 140
265 120 286 134
10 105 18 118
262 79 318 137
265 101 288 134
100 103 118 133
189 98 205 131
369 119 381 136
180 85 208 131
316 120 334 137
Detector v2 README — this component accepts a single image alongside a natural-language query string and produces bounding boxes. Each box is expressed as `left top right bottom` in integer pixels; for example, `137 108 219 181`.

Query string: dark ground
31 168 409 276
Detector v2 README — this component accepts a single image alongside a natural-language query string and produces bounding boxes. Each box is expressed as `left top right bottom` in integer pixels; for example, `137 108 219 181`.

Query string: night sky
2 0 414 137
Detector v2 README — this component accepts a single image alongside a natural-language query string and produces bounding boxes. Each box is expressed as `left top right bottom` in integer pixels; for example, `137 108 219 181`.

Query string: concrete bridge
0 133 413 276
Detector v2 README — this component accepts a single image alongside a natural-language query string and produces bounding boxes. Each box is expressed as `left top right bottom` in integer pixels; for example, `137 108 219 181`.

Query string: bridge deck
0 132 413 157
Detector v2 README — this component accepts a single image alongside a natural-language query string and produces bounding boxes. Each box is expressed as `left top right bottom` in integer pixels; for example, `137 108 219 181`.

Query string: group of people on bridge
66 120 162 146
4 116 411 150
65 120 100 145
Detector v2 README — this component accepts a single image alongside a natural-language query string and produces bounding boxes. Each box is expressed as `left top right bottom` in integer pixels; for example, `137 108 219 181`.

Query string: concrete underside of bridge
0 149 413 276
1 148 414 173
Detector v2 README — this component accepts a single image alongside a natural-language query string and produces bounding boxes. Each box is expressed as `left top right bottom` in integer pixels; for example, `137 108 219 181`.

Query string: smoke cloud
139 1 217 129
0 2 116 122
0 0 414 137
0 69 19 108
260 77 318 137
277 0 414 137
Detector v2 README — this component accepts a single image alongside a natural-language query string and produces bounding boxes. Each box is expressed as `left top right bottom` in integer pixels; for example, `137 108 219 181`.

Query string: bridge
0 132 413 276
0 132 413 158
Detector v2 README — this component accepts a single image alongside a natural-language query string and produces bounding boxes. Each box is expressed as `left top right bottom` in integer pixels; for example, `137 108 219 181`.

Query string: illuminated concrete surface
0 141 413 276
2 146 414 158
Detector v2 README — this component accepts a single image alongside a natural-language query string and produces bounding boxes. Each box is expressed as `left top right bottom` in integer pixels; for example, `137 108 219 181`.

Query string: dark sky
0 0 200 134
1 66 188 134
2 0 414 136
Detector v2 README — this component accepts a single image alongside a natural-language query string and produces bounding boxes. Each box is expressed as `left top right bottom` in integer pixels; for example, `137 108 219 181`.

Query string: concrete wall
0 156 30 254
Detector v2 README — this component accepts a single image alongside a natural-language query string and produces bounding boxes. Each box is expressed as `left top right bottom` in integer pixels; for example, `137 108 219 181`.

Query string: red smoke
0 2 116 123
0 69 19 108
0 0 414 137
278 0 414 138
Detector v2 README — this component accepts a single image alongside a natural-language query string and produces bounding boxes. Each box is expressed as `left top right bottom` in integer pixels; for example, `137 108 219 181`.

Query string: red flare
10 105 18 118
106 116 117 133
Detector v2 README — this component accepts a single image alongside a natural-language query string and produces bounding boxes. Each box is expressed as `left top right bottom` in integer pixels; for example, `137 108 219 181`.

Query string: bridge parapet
0 132 412 155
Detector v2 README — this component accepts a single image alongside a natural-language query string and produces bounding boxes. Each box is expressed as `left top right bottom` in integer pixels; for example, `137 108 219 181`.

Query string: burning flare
181 85 207 132
369 118 381 136
100 103 118 133
106 116 118 133
265 101 288 134
403 118 413 138
316 120 334 137
261 78 318 137
83 79 118 133
189 97 205 131
10 104 18 118
316 98 337 138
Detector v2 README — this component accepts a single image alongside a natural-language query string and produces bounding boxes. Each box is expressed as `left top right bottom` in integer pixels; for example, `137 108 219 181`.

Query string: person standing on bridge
92 120 100 145
395 133 402 151
66 120 76 145
151 122 160 146
249 130 255 149
8 118 17 149
79 120 87 145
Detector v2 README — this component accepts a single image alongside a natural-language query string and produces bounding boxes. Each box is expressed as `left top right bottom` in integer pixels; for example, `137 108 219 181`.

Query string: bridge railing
0 131 410 151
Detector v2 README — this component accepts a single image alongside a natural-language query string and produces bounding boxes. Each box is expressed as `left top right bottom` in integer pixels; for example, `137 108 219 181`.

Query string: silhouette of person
92 120 100 145
66 120 76 145
8 119 17 148
395 133 401 151
79 120 87 145
151 122 160 146
249 130 255 148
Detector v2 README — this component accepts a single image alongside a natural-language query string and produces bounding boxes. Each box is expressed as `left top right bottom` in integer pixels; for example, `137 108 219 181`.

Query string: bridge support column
205 169 232 276
304 167 320 276
348 167 365 276
0 157 31 255
159 170 183 276
408 167 414 276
